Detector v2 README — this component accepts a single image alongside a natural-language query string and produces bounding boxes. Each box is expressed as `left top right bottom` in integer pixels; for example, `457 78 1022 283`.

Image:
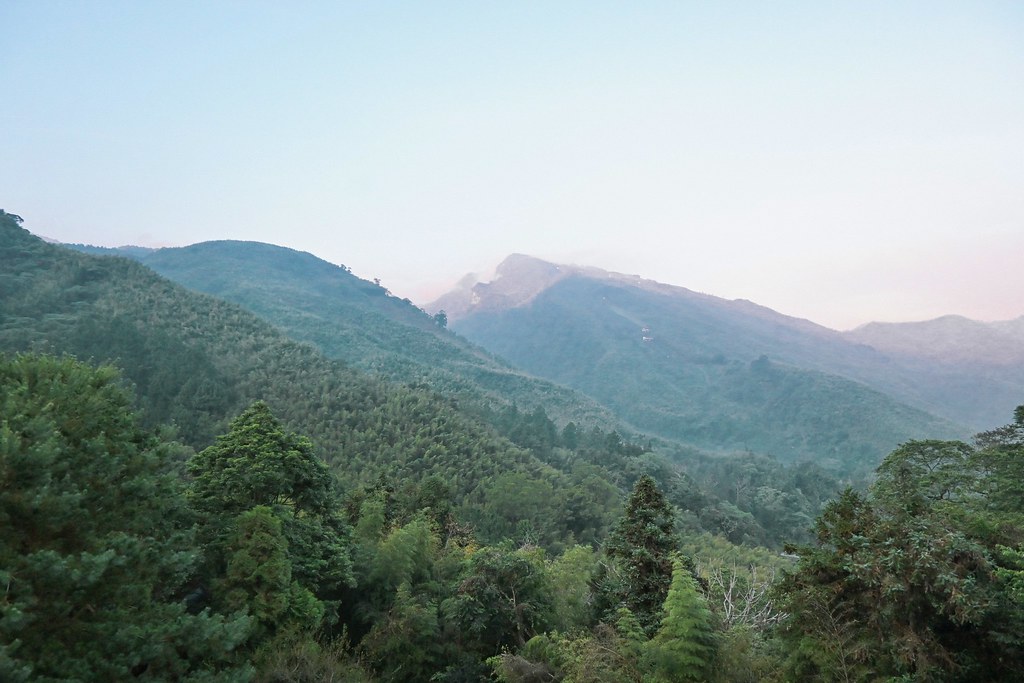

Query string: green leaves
0 354 250 680
645 557 718 682
778 420 1024 681
873 439 976 513
218 506 323 638
188 401 335 516
602 475 677 636
187 401 354 631
442 543 555 654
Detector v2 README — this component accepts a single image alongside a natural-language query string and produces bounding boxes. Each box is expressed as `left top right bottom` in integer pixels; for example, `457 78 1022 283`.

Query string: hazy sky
3 1 1022 330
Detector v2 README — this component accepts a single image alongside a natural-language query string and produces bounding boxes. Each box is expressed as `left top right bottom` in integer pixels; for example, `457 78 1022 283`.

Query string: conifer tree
217 506 324 640
0 354 250 681
644 557 717 682
602 474 677 635
188 401 353 600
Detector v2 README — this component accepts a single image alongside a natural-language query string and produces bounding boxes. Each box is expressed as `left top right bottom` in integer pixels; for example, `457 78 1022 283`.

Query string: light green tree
644 557 717 682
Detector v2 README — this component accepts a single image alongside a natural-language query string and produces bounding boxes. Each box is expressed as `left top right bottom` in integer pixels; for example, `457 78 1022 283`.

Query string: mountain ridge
432 254 1024 431
63 240 624 431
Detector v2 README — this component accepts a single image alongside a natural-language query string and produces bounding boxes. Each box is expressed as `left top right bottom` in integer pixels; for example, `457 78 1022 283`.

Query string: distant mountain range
847 315 1024 365
61 240 1017 476
430 255 1024 432
429 256 990 471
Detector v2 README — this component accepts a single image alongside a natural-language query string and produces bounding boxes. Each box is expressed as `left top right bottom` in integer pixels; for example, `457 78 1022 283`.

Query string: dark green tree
602 475 677 636
187 401 353 612
217 506 324 640
778 431 1024 681
0 354 250 681
442 543 555 654
973 404 1024 527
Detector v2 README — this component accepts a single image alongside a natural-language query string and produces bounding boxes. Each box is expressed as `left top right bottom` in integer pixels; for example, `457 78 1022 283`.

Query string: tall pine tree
602 475 677 636
187 401 354 621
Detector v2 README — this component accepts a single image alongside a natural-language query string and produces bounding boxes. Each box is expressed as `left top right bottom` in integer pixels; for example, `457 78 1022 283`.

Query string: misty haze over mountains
6 209 1021 677
430 254 1024 433
61 237 1024 473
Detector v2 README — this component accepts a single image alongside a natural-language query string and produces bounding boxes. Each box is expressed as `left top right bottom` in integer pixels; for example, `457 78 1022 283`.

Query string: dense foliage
0 354 250 681
776 421 1024 681
6 210 1023 680
5 213 829 548
77 239 618 429
453 275 963 473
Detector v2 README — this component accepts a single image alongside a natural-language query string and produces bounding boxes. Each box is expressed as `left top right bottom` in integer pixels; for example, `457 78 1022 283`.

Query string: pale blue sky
2 1 1022 329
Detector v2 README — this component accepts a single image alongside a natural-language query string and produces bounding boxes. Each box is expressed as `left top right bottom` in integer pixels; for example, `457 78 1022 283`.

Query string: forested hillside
70 239 618 428
5 351 1021 680
62 232 850 544
4 211 842 549
447 268 961 473
440 255 1024 433
5 211 1024 681
2 212 617 548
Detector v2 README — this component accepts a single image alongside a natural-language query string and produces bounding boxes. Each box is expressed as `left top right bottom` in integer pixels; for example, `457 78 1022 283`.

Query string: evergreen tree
188 401 354 602
644 557 717 682
442 542 555 654
359 582 443 683
0 354 250 681
602 475 677 635
778 427 1024 681
217 506 324 640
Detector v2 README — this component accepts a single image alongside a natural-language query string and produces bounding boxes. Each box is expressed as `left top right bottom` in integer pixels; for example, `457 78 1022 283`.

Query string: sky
2 1 1022 330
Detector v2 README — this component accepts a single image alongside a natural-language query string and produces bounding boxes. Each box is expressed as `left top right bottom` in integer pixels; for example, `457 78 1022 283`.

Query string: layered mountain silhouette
65 238 989 473
69 240 620 430
429 255 1024 467
5 214 655 548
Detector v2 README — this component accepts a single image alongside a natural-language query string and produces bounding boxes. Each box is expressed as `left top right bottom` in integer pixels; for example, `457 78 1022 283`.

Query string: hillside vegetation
72 240 618 429
6 211 1023 681
5 348 1021 681
450 271 961 473
4 211 837 551
440 256 1024 432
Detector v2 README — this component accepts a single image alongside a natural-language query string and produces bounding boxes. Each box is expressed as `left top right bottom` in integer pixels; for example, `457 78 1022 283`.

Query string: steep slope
8 212 852 548
436 256 966 472
0 212 629 548
438 258 1024 429
68 240 618 429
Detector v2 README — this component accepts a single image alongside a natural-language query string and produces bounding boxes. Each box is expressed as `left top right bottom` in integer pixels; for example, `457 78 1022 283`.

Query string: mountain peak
428 254 578 320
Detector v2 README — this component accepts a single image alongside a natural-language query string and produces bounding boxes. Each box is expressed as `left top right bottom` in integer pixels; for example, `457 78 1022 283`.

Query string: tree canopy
0 354 250 681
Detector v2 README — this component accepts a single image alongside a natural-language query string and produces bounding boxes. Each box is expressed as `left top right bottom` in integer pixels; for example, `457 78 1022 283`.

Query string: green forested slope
4 212 832 549
11 212 1015 681
73 239 618 429
453 275 963 474
0 214 614 548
